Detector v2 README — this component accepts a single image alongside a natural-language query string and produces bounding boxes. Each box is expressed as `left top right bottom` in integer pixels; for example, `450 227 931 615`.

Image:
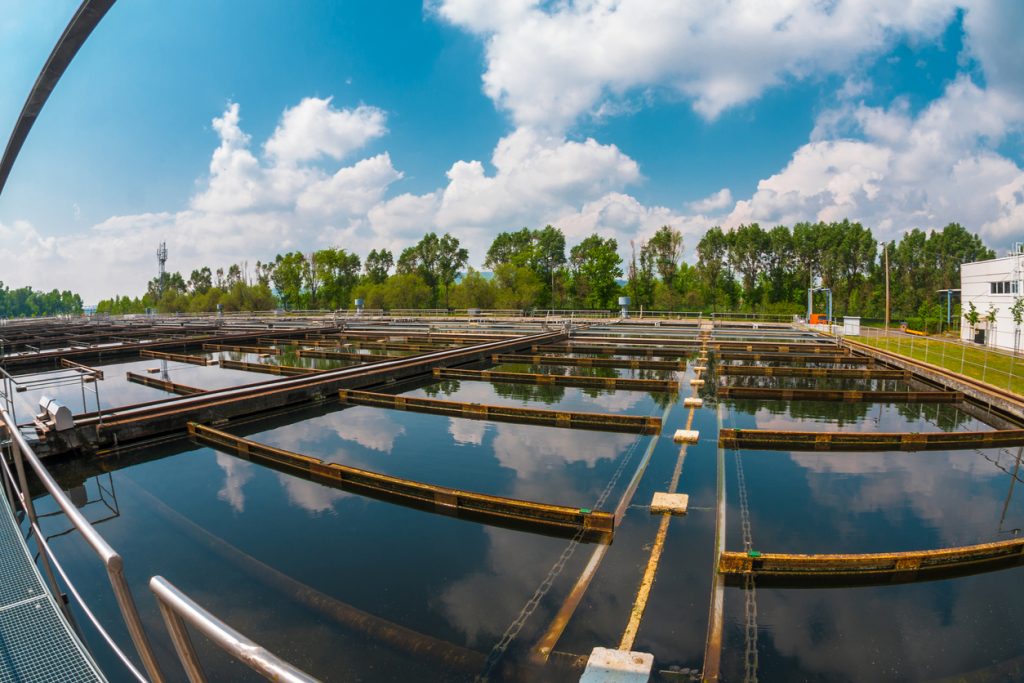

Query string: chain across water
476 426 648 681
735 451 759 683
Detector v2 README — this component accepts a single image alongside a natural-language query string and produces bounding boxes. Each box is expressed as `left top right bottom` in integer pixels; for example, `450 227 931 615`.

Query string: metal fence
846 325 1024 394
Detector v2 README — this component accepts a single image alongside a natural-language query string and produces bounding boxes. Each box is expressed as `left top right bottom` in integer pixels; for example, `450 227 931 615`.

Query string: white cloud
688 188 734 214
6 2 1024 301
263 97 387 166
215 453 253 513
435 0 960 128
436 127 640 229
724 76 1024 246
448 417 487 446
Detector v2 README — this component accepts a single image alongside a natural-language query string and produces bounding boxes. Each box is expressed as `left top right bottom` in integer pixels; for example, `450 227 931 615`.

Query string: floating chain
477 427 647 681
735 451 759 683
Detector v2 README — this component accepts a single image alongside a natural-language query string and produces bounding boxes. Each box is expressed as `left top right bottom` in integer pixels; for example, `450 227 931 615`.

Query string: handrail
0 406 165 682
150 576 320 683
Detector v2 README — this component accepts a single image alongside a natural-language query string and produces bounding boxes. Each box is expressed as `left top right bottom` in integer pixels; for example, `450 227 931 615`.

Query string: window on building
990 281 1018 294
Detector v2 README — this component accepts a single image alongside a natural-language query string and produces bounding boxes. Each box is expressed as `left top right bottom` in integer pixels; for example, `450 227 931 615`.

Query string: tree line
90 221 995 329
0 282 83 318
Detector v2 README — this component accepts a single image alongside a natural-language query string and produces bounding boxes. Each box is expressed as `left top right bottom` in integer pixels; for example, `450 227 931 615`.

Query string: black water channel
15 332 1024 682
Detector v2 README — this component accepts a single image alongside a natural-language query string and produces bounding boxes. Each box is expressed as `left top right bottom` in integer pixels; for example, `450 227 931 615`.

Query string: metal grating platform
0 492 105 683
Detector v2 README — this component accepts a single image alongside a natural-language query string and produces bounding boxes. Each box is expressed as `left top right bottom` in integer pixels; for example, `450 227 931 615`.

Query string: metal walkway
0 490 105 683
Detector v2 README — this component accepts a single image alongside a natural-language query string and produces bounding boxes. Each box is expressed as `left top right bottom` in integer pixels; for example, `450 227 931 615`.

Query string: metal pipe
150 576 321 683
1 406 166 683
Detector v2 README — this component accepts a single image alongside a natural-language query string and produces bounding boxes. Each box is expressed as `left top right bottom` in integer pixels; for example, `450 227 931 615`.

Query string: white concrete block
650 492 689 514
673 429 699 443
580 647 653 683
683 397 704 408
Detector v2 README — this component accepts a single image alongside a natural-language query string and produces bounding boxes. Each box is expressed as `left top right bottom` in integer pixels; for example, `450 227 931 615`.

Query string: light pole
883 241 890 337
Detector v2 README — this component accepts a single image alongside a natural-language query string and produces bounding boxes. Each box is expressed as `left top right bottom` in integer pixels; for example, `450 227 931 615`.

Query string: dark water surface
21 339 1024 681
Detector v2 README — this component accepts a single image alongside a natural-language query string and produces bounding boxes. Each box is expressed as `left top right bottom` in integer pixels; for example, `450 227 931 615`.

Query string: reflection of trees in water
725 376 909 391
485 362 678 408
491 381 566 405
896 402 975 431
724 398 872 426
422 379 460 397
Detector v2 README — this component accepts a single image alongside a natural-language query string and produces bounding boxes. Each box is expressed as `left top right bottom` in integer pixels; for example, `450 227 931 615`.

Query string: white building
960 246 1024 351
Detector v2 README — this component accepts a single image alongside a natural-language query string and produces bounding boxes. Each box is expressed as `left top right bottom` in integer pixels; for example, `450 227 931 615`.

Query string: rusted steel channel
125 372 203 395
218 359 325 376
535 344 693 357
297 349 397 362
720 428 1024 451
139 349 212 365
718 537 1024 582
43 330 569 455
493 353 685 370
337 389 662 434
304 331 516 344
540 341 839 355
189 422 613 540
2 326 324 372
718 366 909 379
432 368 679 392
202 343 282 354
716 351 867 364
717 387 963 402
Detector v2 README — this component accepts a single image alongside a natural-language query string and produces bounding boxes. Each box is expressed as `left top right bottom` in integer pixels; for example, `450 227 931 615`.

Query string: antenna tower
156 242 168 297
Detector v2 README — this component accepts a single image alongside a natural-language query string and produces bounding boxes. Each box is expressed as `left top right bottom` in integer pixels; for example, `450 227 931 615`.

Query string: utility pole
883 241 890 337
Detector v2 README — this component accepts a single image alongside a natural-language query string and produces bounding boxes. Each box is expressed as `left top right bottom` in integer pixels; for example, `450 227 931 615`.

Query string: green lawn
851 334 1024 397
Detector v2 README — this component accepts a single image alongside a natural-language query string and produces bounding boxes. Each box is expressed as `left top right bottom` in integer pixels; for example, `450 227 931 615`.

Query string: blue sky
1 1 1022 301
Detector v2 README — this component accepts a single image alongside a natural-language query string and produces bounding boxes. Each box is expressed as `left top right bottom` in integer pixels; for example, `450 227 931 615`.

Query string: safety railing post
1 407 166 683
150 576 319 683
154 593 207 683
7 433 69 621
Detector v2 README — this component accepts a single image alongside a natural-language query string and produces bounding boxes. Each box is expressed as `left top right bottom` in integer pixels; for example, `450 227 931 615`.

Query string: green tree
272 252 307 309
314 248 361 308
569 234 622 309
485 228 534 269
364 249 393 284
188 267 213 295
436 233 469 308
1011 296 1024 352
696 226 729 310
726 223 768 308
449 268 497 309
645 225 684 284
628 240 656 309
493 263 543 310
964 301 980 336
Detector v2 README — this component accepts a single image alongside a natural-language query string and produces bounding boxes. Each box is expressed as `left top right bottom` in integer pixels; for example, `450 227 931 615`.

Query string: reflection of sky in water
728 446 1024 555
7 354 302 418
20 327 1024 681
241 404 642 510
725 570 1024 682
39 446 593 681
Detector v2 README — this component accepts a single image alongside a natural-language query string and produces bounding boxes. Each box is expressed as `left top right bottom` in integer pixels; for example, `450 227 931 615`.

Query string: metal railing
150 576 320 683
843 325 1024 394
0 406 164 682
